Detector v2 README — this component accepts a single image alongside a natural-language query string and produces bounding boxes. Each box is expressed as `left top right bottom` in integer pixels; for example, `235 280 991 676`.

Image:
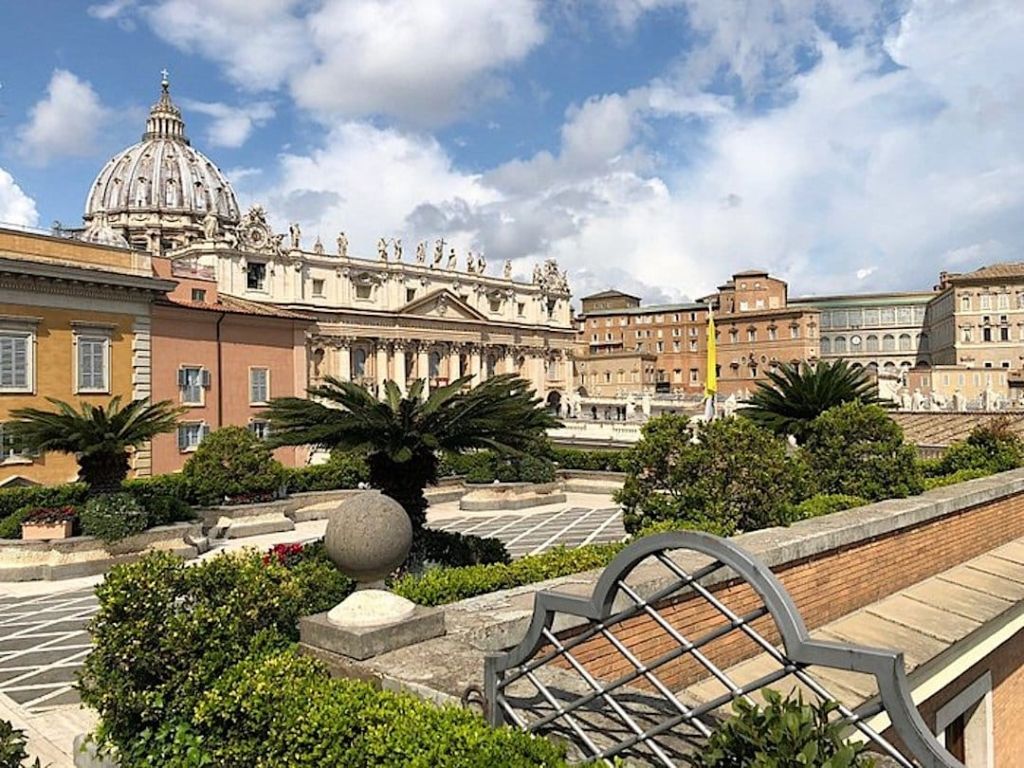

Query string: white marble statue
532 264 542 284
289 222 301 250
503 260 512 279
433 239 444 267
378 237 389 261
336 232 348 258
466 251 476 273
415 241 426 264
313 236 325 256
952 389 966 411
476 252 486 274
202 211 218 241
911 388 925 411
447 247 458 270
394 238 402 260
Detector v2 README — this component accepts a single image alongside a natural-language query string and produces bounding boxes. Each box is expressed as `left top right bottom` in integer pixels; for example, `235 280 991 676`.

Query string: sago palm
6 397 183 492
740 360 886 444
266 375 561 528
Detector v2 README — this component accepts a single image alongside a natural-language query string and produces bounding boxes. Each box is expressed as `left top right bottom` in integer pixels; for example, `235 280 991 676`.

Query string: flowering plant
262 542 306 568
23 506 79 525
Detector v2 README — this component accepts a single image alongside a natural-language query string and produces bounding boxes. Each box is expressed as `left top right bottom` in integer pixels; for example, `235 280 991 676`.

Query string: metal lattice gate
482 532 963 767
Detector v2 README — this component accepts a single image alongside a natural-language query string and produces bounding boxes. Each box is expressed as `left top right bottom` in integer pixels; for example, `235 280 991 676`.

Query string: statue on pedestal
532 264 542 284
313 236 325 256
466 251 476 273
415 241 427 264
447 247 458 270
503 260 512 279
378 238 389 261
336 232 348 258
289 222 301 250
433 239 444 268
394 238 403 261
202 211 219 241
476 252 486 275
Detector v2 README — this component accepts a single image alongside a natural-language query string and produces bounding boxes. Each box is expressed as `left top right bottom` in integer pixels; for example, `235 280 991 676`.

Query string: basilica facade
81 75 575 414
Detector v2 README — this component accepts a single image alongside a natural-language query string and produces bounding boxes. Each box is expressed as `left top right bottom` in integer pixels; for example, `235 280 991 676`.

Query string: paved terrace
0 492 621 766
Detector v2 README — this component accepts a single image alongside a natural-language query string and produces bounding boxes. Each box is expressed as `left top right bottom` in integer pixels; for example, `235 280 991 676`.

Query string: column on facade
448 343 462 382
530 350 546 397
469 345 483 383
503 346 516 375
336 338 352 382
392 341 407 393
375 341 389 393
417 343 430 398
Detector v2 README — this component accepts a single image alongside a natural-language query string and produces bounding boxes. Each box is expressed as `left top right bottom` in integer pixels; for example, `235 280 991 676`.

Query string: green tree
265 375 560 528
741 360 886 443
616 415 810 535
5 397 181 493
803 401 922 501
182 425 285 505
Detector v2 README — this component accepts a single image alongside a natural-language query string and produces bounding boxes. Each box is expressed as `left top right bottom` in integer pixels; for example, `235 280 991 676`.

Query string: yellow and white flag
703 308 717 421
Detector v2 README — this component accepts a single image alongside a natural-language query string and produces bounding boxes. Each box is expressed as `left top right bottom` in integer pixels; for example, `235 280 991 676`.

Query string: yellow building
0 226 175 486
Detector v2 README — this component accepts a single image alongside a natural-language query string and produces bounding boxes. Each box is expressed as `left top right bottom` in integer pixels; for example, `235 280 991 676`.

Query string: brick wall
560 490 1024 690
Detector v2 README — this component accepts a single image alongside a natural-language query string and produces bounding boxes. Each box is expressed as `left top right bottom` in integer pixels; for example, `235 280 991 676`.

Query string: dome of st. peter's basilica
83 73 240 254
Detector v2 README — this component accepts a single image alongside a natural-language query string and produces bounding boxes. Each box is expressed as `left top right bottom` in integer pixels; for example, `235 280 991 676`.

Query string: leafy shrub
616 415 811 535
922 467 994 491
925 417 1024 479
0 483 88 528
442 438 557 485
81 549 349 761
393 543 624 607
0 718 41 768
633 517 737 538
409 528 511 569
686 689 875 768
803 402 922 502
284 450 369 493
182 426 285 505
80 493 149 543
551 446 627 472
0 510 28 540
789 494 867 521
186 648 570 767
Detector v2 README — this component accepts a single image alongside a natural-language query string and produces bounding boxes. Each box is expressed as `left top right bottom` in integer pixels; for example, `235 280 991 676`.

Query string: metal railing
483 532 962 767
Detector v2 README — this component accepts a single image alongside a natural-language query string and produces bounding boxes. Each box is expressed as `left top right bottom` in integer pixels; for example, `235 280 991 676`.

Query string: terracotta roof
731 269 770 277
159 294 315 322
582 289 642 301
953 263 1024 282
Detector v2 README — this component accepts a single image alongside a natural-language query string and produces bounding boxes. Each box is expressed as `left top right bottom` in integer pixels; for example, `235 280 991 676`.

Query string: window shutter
201 369 212 388
200 423 211 440
177 368 187 388
177 426 187 451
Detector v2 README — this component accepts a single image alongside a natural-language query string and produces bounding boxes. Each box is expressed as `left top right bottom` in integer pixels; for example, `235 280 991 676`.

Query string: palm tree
740 360 886 443
6 397 182 493
265 375 561 528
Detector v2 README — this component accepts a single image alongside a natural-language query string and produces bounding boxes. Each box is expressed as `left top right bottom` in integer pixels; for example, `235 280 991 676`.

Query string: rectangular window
768 327 778 341
177 422 209 452
313 279 326 297
983 327 992 342
248 420 270 441
980 294 992 310
489 298 502 313
656 341 664 352
0 333 31 393
747 329 757 342
250 368 270 404
673 341 681 352
689 340 698 352
178 366 208 405
355 284 372 300
247 262 267 291
76 335 109 393
689 368 699 383
791 326 800 339
1000 327 1010 341
0 423 30 462
739 301 749 311
755 299 765 309
191 288 206 303
517 302 525 316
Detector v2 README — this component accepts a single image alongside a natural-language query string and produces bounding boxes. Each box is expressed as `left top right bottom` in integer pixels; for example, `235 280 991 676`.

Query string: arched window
882 334 895 351
352 348 367 377
820 337 832 355
898 333 912 351
865 335 879 352
834 336 847 354
883 361 896 372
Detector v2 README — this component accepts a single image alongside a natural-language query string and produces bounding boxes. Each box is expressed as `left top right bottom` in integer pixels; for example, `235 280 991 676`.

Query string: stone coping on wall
459 482 566 512
305 468 1024 706
0 522 202 581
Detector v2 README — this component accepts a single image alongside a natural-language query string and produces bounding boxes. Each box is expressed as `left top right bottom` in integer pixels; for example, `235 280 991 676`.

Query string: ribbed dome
84 74 240 227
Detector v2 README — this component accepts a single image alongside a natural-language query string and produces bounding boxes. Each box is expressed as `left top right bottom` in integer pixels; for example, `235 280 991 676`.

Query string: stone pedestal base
300 604 445 661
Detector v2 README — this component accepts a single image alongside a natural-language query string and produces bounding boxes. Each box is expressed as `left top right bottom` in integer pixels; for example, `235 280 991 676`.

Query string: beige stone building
81 77 576 415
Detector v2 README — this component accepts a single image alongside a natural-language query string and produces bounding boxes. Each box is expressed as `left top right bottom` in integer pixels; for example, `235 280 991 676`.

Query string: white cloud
87 0 136 21
0 168 39 228
124 0 546 125
15 70 110 165
179 99 274 148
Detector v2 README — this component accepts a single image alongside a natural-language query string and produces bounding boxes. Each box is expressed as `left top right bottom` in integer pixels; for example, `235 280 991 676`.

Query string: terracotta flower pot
21 521 74 541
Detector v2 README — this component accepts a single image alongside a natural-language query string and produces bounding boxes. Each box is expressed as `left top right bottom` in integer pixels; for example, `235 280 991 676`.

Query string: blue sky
1 1 1022 302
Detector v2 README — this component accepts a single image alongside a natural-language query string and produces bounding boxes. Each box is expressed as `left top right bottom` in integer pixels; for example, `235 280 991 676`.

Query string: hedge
551 446 626 472
283 451 369 494
788 494 867 521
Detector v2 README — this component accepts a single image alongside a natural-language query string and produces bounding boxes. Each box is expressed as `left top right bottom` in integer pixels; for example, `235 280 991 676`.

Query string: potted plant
21 506 79 541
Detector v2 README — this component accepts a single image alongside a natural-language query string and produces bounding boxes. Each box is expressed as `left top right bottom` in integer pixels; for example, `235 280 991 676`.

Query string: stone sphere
324 491 412 583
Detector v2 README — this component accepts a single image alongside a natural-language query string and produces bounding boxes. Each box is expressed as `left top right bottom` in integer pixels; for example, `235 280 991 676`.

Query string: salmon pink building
149 256 312 474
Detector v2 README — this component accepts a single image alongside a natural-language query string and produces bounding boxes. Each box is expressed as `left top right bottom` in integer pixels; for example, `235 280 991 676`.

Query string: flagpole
703 301 717 421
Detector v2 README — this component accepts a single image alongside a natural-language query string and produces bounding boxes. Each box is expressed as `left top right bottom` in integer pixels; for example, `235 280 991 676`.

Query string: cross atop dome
144 68 187 143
